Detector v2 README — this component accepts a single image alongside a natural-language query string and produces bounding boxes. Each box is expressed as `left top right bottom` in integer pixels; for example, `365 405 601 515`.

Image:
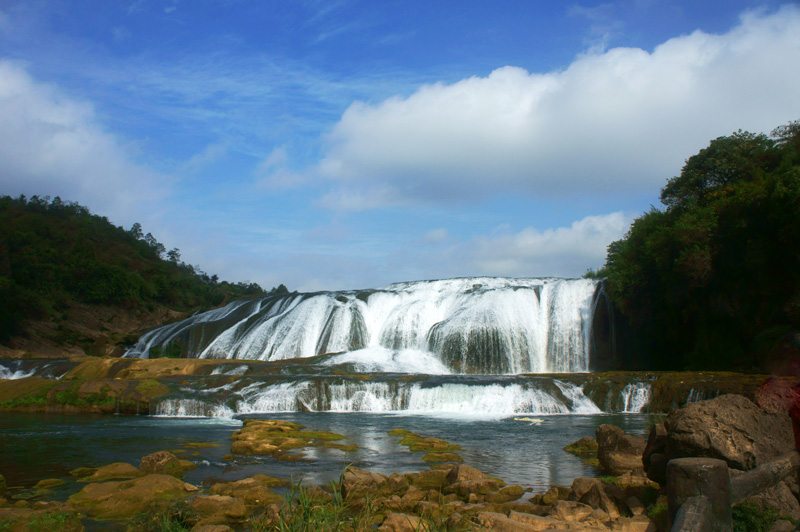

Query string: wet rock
564 436 599 456
81 462 144 482
230 441 278 455
33 478 66 490
68 474 195 519
665 394 794 470
596 424 646 475
406 469 449 491
190 495 247 525
208 475 286 506
484 485 525 504
140 451 184 478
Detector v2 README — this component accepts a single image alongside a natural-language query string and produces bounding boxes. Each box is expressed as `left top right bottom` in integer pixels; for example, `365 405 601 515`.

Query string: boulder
208 475 285 506
341 467 388 498
642 423 668 484
475 511 545 532
445 464 487 484
68 474 195 519
507 510 563 531
81 462 144 482
442 479 500 498
190 495 247 525
665 394 794 470
191 526 234 532
140 451 183 478
545 500 594 521
743 481 800 521
596 424 646 475
378 512 429 532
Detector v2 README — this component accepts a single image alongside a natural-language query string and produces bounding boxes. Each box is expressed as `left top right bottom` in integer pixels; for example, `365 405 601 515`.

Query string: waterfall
620 383 651 413
151 377 603 419
127 277 604 375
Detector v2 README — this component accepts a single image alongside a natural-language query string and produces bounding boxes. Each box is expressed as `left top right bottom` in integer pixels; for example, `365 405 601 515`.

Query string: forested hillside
598 119 800 372
0 195 286 345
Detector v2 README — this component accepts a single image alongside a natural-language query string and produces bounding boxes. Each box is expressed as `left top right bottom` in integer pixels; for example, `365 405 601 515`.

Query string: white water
621 383 651 413
128 277 601 375
153 378 608 420
0 366 35 380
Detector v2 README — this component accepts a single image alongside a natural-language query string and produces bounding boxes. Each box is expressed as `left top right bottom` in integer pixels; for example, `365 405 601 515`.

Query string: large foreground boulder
68 474 197 519
139 451 183 478
596 424 646 475
665 394 794 470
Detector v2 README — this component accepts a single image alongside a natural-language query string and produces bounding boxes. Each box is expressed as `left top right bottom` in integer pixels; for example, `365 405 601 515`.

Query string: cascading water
128 277 603 375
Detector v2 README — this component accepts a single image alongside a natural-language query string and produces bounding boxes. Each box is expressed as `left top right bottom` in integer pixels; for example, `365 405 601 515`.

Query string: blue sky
2 1 800 291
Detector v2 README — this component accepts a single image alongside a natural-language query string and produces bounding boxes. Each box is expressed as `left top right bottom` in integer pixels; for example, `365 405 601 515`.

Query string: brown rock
744 481 800 521
476 511 545 532
442 479 500 498
596 424 646 475
140 451 183 478
191 526 234 532
378 512 429 532
547 499 594 521
230 441 278 456
612 516 658 531
190 495 247 524
665 394 794 470
444 464 488 485
578 482 620 519
0 507 84 532
341 466 388 498
208 475 286 505
508 510 563 531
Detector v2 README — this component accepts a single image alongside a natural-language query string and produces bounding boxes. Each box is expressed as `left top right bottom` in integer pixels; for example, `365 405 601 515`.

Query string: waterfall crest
127 277 603 375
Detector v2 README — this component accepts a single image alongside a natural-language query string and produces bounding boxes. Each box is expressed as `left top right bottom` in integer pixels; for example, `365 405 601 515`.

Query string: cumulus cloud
317 6 800 210
469 211 633 277
0 60 167 222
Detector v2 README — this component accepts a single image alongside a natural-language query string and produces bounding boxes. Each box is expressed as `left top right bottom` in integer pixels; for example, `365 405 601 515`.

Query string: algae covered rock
190 495 248 525
82 462 144 482
208 474 286 505
68 474 196 519
139 450 184 478
0 507 85 532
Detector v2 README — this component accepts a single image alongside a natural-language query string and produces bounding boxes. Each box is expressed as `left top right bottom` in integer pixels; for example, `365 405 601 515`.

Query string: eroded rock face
596 424 646 475
665 394 794 470
139 451 183 478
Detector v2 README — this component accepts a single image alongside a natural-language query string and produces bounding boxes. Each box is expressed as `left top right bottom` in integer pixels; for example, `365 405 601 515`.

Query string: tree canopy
600 119 800 371
0 195 281 342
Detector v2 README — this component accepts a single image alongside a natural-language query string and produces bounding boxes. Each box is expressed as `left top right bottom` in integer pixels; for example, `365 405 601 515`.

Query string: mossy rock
68 467 96 478
322 442 359 452
33 479 66 490
183 442 221 449
563 436 598 456
422 452 462 463
81 462 144 482
69 474 194 519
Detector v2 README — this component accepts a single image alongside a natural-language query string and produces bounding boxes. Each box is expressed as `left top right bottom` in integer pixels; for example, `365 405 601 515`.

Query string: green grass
27 512 71 532
732 501 777 532
129 501 197 532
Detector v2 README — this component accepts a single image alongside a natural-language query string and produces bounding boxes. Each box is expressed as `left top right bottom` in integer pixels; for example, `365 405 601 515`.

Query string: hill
0 194 286 357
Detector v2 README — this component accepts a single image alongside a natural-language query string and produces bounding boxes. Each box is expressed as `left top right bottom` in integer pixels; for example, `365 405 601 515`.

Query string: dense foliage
599 120 800 371
0 195 286 341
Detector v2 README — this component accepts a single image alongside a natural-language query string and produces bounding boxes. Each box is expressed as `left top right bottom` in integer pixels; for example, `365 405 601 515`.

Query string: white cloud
317 6 800 209
180 141 228 175
470 211 633 277
0 60 168 222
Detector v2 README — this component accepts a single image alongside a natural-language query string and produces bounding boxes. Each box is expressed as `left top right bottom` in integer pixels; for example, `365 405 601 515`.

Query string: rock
378 512 429 532
0 475 5 497
665 394 794 470
484 485 525 503
179 459 198 471
578 482 620 519
190 495 247 525
626 496 645 516
564 436 599 456
341 467 388 498
442 479 500 498
82 462 144 482
612 515 659 531
445 464 488 484
140 451 184 478
770 519 797 532
385 473 410 495
208 475 286 506
191 526 234 532
406 469 449 491
546 500 594 521
596 424 646 475
508 510 564 531
541 486 560 505
68 474 193 519
33 479 66 490
642 424 667 471
475 511 545 532
744 481 800 521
